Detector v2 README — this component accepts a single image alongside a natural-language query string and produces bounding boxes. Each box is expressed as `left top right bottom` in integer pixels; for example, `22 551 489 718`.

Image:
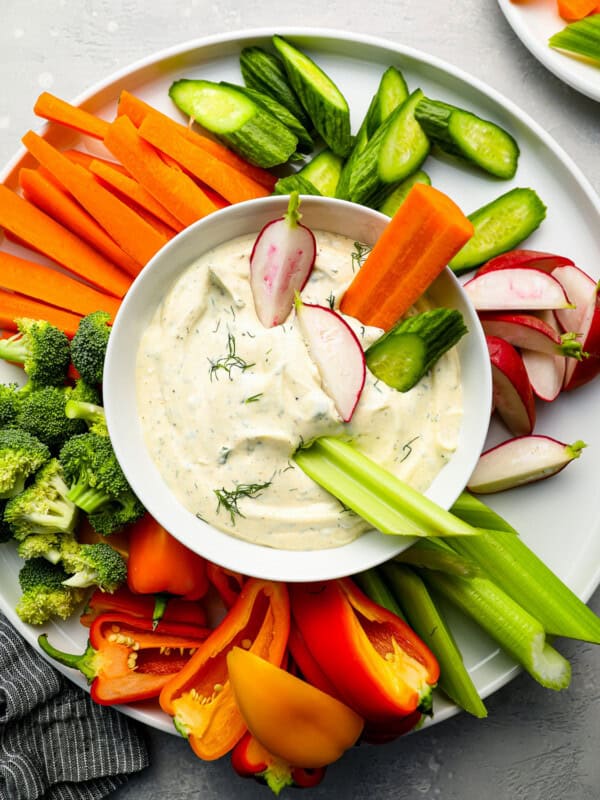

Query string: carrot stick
63 149 128 175
138 114 271 204
88 158 184 232
22 130 168 270
103 115 218 227
133 205 178 239
0 289 83 338
339 184 474 331
0 185 131 298
19 167 142 277
557 0 597 20
0 251 120 320
155 151 228 208
117 90 277 191
33 92 110 140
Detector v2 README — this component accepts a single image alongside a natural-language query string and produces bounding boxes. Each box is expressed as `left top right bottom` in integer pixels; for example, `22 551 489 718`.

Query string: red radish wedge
486 335 536 435
464 268 573 311
477 249 574 276
468 435 586 494
552 265 600 390
250 192 316 328
521 310 566 402
479 311 584 357
295 296 366 422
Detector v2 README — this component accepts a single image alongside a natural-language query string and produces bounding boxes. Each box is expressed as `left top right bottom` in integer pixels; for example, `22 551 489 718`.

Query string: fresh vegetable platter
498 0 600 101
1 27 600 745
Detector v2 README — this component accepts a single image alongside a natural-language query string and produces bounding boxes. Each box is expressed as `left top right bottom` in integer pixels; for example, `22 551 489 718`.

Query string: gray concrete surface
1 2 599 798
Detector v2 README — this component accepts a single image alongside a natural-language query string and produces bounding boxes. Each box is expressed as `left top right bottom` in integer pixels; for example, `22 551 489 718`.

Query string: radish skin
468 435 586 494
486 335 536 436
477 249 574 276
464 268 573 311
479 311 584 357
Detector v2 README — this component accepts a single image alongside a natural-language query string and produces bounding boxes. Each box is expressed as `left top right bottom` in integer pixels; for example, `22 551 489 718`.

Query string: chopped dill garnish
209 333 254 381
214 480 272 524
326 291 336 310
400 435 421 463
244 393 263 404
351 241 371 272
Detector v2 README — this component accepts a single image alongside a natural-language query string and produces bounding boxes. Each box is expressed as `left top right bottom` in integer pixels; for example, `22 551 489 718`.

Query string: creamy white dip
136 230 463 550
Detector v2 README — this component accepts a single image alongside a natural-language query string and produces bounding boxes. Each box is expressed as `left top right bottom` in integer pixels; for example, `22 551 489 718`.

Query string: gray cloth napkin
0 614 149 800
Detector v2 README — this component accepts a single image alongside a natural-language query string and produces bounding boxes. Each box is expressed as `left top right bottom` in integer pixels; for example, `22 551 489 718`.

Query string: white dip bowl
104 195 491 582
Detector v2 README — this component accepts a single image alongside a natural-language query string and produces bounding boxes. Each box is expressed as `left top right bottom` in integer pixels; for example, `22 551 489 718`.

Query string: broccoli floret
16 532 62 562
0 318 70 389
0 500 12 543
57 531 83 573
0 383 22 427
16 557 85 625
59 432 144 534
4 458 78 538
16 386 87 453
64 399 108 437
0 428 50 499
69 378 101 406
70 311 111 385
62 542 127 592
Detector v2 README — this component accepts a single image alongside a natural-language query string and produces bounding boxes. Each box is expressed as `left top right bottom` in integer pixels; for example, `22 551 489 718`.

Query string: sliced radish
479 311 583 357
295 297 366 422
467 435 586 494
250 192 316 328
464 268 573 311
476 249 574 276
521 310 566 402
486 335 536 436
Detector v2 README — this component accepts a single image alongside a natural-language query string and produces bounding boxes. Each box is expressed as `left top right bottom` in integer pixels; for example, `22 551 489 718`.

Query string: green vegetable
16 386 86 452
16 557 85 625
59 432 144 535
450 490 517 533
0 318 70 389
0 500 12 543
353 567 406 620
421 567 571 690
15 531 62 563
0 383 22 427
395 537 480 578
365 308 468 392
221 81 314 153
273 173 322 197
65 399 108 437
347 89 430 208
0 428 50 499
239 46 311 128
62 542 127 592
378 170 431 217
272 35 352 157
382 562 487 718
4 458 78 539
70 311 111 385
293 436 478 538
449 188 547 275
549 14 600 65
414 96 519 179
169 78 298 168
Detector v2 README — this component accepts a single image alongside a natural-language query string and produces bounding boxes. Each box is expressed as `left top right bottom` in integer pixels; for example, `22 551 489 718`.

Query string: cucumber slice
168 79 298 168
221 81 314 153
415 97 519 180
240 46 311 128
272 35 352 157
348 89 430 208
297 148 343 196
365 308 468 392
336 66 408 200
449 188 547 275
378 169 431 217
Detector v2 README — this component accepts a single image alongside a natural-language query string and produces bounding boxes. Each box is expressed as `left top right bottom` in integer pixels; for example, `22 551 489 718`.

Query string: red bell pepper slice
159 578 290 761
38 612 210 705
79 585 208 630
290 578 440 723
126 514 209 601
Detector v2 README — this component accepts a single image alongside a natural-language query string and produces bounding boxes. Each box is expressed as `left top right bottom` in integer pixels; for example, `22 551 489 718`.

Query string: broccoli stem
67 482 113 513
0 335 28 366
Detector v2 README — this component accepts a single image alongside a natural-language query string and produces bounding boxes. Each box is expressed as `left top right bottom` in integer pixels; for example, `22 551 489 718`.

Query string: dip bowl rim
104 195 492 583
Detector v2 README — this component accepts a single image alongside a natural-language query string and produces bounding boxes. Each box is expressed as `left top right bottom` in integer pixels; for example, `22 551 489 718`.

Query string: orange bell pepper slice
159 578 290 760
227 647 364 769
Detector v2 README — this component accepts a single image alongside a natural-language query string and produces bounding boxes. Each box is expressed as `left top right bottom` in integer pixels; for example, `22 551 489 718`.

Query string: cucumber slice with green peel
220 81 314 153
296 148 343 196
378 169 431 217
365 308 468 392
449 188 547 275
273 173 322 196
415 97 519 179
240 46 311 129
272 35 352 157
168 79 298 168
348 89 430 208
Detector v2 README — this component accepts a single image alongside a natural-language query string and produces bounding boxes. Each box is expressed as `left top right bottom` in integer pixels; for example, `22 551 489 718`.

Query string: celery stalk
382 562 487 718
353 568 406 620
421 569 571 690
395 538 480 578
293 437 478 537
450 491 518 533
549 15 600 64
